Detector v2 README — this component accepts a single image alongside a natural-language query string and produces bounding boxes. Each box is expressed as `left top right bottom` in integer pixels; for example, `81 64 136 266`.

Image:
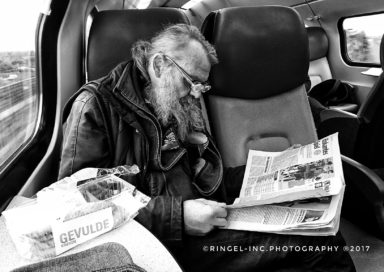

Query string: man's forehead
175 40 211 79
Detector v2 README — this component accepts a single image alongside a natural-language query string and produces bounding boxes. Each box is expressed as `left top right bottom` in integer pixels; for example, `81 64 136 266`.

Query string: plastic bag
3 165 150 260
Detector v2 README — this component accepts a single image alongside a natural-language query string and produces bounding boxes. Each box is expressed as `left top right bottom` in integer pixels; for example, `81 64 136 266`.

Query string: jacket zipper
119 90 185 171
119 89 224 197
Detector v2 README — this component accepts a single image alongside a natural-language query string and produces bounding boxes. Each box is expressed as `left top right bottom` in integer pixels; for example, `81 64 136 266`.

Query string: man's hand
183 198 227 236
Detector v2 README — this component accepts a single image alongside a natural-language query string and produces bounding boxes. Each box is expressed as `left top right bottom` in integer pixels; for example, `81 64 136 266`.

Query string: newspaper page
223 184 344 235
230 133 343 208
270 184 344 236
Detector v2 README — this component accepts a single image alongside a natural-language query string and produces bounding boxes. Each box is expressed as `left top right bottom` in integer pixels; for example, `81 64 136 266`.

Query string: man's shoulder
76 60 131 99
74 89 97 104
62 87 101 123
63 61 138 121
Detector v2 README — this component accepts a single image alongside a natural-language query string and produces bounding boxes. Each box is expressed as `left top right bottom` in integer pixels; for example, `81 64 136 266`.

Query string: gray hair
131 24 218 81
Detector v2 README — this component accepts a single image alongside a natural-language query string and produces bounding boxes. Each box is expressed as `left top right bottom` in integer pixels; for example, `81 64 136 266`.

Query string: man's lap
164 165 356 271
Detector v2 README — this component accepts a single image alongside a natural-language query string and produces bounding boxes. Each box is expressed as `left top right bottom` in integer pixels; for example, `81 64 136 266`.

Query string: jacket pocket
193 145 223 197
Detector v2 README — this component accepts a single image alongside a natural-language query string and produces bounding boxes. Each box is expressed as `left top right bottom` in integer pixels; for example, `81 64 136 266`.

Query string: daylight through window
0 0 41 169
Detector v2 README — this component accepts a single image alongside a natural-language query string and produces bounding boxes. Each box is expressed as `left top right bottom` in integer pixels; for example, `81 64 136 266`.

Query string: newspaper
223 133 345 235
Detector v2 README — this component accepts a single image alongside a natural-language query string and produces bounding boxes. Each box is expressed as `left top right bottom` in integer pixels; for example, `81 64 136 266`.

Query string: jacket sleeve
223 165 246 203
135 196 183 247
58 91 111 179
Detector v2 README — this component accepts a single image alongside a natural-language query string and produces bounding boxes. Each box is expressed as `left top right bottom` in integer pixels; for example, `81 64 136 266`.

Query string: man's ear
152 53 165 78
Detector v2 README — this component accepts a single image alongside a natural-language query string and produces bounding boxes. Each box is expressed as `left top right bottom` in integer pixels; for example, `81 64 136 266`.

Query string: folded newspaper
223 133 345 236
3 165 150 260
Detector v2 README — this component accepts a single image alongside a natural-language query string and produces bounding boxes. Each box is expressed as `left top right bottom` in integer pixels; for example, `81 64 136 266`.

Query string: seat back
202 6 317 167
307 27 333 88
87 8 190 81
307 27 358 113
354 34 384 168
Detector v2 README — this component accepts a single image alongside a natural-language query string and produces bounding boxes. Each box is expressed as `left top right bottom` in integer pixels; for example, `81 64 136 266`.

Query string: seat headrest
87 8 189 81
202 6 309 99
307 27 329 61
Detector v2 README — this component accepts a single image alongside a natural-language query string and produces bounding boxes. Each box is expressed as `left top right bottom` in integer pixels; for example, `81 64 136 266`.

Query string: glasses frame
163 54 211 94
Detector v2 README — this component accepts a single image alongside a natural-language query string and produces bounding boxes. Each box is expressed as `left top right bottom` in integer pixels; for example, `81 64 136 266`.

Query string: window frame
339 11 384 68
0 0 70 211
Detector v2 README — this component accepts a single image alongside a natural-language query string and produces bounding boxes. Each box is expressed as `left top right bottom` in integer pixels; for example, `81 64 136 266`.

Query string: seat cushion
202 6 317 167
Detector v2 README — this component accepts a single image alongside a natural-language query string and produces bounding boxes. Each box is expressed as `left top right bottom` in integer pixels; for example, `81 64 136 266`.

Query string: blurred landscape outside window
0 0 41 169
343 13 384 65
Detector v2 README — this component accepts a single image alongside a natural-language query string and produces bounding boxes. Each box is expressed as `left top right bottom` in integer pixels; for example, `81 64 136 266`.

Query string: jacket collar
113 60 150 112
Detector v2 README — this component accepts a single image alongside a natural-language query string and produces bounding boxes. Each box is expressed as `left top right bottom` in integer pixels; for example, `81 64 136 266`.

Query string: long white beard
144 70 205 141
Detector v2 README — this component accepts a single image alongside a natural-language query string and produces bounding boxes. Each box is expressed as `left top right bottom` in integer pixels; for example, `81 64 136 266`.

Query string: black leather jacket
59 61 225 246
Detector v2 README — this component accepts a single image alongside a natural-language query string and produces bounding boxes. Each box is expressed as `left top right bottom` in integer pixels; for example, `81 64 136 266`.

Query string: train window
341 13 384 65
0 0 41 170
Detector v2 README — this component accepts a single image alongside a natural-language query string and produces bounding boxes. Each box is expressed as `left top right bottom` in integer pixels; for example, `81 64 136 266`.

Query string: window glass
342 13 384 65
0 0 41 169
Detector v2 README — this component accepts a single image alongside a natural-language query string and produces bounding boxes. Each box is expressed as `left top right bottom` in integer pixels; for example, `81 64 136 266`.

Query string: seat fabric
307 27 358 113
307 27 332 88
87 8 190 81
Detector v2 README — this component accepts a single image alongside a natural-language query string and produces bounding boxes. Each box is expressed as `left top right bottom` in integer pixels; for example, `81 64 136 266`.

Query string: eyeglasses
163 54 211 94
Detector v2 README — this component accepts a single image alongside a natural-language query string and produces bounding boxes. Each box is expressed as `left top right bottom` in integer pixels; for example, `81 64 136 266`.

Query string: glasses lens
202 84 211 93
195 83 211 93
188 83 211 97
195 84 211 93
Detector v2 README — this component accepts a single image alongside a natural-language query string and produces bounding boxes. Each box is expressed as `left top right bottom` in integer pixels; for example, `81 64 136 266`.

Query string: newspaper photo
222 133 345 236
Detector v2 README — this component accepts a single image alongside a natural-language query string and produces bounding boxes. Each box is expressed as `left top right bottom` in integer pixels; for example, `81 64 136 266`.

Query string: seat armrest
329 103 358 113
342 155 384 200
319 108 357 121
342 155 384 238
317 109 360 157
